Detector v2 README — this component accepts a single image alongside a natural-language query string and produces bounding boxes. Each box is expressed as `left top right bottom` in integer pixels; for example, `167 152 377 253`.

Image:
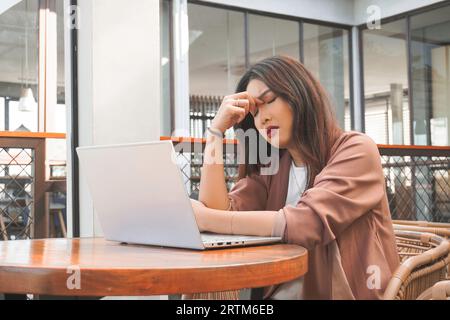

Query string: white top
285 161 308 207
271 161 308 300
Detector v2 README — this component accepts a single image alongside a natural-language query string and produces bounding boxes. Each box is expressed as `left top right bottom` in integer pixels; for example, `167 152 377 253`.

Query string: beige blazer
228 131 400 299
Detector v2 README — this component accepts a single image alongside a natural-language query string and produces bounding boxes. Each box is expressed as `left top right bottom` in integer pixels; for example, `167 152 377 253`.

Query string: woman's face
246 79 294 149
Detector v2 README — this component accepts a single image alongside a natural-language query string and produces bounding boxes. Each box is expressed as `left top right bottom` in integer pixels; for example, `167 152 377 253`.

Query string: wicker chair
416 280 450 300
393 220 450 239
393 220 450 229
393 220 450 279
183 290 240 300
383 230 450 300
188 229 450 300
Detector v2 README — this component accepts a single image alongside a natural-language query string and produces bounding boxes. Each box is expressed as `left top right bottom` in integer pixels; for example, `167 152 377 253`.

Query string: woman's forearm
199 133 230 210
198 207 285 237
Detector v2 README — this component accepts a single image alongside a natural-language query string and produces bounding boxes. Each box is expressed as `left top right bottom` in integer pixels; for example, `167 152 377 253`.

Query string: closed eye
267 96 277 104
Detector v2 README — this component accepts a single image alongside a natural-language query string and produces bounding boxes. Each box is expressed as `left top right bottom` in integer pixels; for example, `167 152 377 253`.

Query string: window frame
0 0 65 135
358 0 450 146
184 0 355 130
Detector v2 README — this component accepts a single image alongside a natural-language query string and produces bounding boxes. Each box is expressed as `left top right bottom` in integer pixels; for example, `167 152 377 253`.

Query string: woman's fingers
226 99 249 116
228 105 247 123
225 92 265 117
225 91 251 99
226 92 256 108
212 91 263 132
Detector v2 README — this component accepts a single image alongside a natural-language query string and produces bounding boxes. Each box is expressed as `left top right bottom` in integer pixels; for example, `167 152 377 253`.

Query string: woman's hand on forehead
230 91 263 116
243 92 262 115
251 96 265 116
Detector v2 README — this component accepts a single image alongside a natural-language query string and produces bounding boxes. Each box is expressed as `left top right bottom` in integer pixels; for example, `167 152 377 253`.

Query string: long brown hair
234 55 343 189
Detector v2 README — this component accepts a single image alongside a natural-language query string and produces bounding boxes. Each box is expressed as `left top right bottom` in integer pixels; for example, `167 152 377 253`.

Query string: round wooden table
0 238 308 297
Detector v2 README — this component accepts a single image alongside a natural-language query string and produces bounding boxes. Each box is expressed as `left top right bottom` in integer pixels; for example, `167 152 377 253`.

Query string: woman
191 55 399 300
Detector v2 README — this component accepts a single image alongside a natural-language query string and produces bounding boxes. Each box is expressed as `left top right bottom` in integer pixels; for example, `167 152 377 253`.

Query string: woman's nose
258 106 271 127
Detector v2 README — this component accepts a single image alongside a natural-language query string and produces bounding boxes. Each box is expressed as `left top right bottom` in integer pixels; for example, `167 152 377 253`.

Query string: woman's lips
266 126 279 139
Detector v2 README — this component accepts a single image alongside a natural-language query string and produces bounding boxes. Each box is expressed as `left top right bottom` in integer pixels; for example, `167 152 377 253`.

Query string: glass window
411 5 450 146
188 4 245 138
362 19 410 145
186 6 351 137
0 0 39 132
248 14 300 65
9 99 38 131
188 4 245 96
303 23 351 131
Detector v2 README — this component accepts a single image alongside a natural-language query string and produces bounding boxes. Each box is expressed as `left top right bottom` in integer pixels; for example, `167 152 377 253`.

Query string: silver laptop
76 141 281 250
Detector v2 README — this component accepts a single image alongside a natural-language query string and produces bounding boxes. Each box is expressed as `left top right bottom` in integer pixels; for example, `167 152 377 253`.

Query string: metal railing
378 145 450 223
0 146 34 240
163 137 239 201
190 95 222 139
168 137 450 223
0 132 67 241
2 132 446 241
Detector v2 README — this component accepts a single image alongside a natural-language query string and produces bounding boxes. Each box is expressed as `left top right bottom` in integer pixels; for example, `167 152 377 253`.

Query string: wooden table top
0 238 308 297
